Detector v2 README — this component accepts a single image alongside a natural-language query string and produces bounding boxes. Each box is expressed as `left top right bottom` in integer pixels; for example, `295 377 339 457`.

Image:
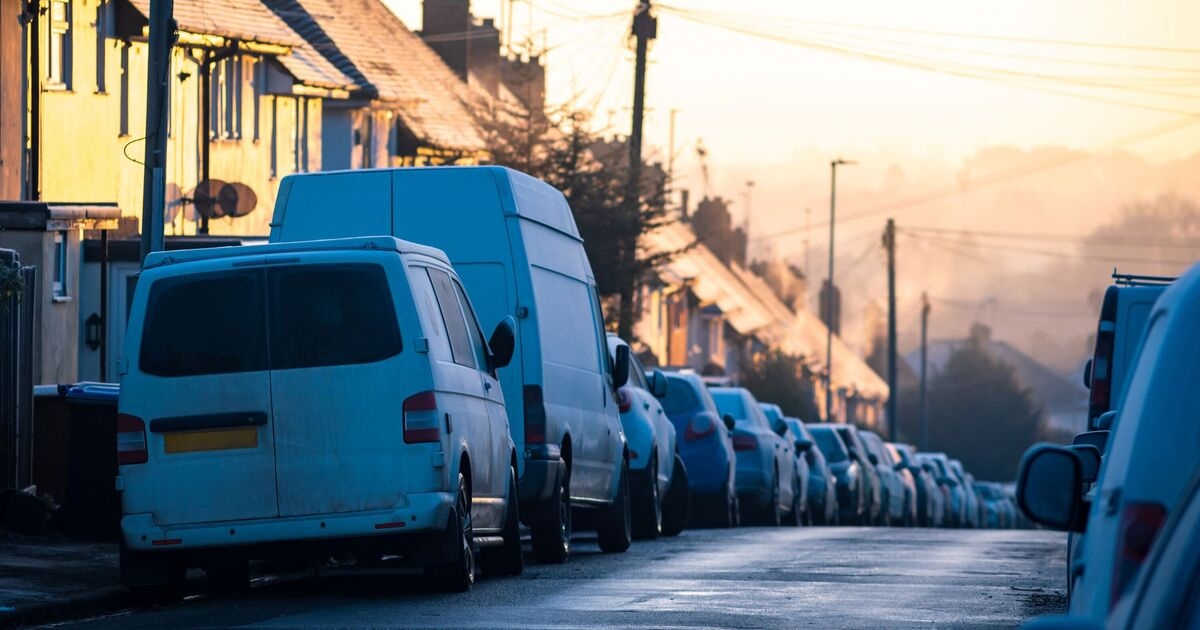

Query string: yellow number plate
163 427 258 454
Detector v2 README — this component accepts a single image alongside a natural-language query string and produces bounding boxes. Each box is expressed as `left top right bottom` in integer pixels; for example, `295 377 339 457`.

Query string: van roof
142 236 449 269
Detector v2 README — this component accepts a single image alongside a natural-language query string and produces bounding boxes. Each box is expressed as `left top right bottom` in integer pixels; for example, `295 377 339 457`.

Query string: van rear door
266 257 413 517
125 264 279 525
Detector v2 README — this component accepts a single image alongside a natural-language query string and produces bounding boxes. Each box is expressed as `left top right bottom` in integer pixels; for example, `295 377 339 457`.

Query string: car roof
143 236 448 269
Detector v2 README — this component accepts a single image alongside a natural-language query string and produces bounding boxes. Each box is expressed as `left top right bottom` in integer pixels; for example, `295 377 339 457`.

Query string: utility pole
825 158 856 422
618 1 656 340
920 292 931 450
140 0 174 265
884 218 897 442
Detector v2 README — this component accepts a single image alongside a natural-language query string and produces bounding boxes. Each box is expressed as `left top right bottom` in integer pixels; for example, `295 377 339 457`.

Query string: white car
117 237 522 597
1018 262 1200 622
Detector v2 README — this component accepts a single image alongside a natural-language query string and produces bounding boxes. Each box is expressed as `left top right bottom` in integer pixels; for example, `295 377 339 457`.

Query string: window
294 97 308 172
251 59 262 141
710 390 746 420
451 279 490 370
210 55 242 140
627 352 650 391
118 43 129 135
269 264 402 370
269 96 278 177
140 270 268 377
812 429 847 462
47 0 72 88
427 268 477 369
95 1 111 93
52 231 68 299
660 377 699 416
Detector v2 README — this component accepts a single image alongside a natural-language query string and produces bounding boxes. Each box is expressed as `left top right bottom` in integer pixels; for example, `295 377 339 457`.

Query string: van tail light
403 391 441 443
117 414 148 465
733 434 758 451
1087 331 1113 424
617 387 632 413
685 415 716 441
524 385 547 444
1111 501 1167 607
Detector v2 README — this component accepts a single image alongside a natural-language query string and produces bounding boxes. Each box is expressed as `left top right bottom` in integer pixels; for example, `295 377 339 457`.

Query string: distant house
904 334 1089 436
265 0 488 170
638 221 889 428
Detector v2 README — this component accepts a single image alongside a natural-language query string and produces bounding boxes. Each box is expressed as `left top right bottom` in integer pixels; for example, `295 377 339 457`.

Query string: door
129 266 278 525
269 262 408 517
426 267 501 530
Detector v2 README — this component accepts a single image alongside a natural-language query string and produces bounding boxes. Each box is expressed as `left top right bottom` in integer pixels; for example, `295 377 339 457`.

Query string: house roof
264 0 487 153
642 222 889 400
124 0 352 90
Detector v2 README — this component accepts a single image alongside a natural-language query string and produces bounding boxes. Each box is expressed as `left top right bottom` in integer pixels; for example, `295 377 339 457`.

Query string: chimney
469 18 501 97
422 0 471 82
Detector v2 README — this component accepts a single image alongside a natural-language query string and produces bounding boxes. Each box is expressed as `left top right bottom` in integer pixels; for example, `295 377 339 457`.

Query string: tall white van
118 237 523 596
269 167 633 562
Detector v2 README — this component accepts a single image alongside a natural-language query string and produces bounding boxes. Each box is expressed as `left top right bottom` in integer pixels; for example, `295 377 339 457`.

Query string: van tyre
426 473 474 592
597 459 632 553
205 557 250 595
661 455 689 537
482 467 525 577
531 461 571 564
631 456 661 540
121 543 185 605
748 472 782 526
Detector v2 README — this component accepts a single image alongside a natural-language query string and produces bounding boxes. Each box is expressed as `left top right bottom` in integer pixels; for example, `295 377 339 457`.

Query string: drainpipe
196 45 237 234
26 0 40 200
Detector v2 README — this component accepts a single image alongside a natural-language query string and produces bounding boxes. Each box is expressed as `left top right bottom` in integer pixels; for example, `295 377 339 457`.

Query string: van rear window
140 270 268 377
269 265 402 370
139 264 401 376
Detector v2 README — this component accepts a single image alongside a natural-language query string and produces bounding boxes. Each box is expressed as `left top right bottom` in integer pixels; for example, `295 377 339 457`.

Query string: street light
825 158 856 422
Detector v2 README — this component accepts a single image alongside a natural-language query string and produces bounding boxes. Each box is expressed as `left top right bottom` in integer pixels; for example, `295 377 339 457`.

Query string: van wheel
661 455 689 537
205 557 250 595
631 456 661 540
426 473 474 592
531 461 571 564
597 459 632 553
121 543 185 604
482 467 525 577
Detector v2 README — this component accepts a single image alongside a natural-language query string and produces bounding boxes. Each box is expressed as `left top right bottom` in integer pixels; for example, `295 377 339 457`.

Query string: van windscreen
140 270 268 377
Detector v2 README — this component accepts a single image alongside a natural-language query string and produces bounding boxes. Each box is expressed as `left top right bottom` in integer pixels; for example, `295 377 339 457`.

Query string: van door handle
484 381 493 391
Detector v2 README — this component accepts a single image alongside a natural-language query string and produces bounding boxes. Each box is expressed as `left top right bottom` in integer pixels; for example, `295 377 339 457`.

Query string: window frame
52 231 68 299
426 267 478 370
46 0 73 90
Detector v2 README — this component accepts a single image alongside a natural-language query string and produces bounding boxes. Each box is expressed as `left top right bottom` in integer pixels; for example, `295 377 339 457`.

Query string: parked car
710 387 798 526
859 431 911 526
760 404 810 525
270 166 632 563
660 372 738 528
810 425 861 526
606 335 687 540
788 417 838 526
974 483 1010 529
917 452 967 528
1023 466 1200 630
891 443 943 528
948 459 981 528
834 425 883 525
1082 273 1172 431
117 237 524 596
1017 262 1200 622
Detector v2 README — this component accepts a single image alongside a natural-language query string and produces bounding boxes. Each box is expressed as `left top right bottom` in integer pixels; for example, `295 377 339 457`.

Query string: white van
269 166 633 563
117 236 523 596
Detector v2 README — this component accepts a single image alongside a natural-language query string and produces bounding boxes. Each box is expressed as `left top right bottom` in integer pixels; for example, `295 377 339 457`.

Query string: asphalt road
52 527 1066 629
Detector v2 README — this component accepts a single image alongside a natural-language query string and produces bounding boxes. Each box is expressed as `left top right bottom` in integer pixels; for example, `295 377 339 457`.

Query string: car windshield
661 377 700 416
711 390 747 420
812 428 848 462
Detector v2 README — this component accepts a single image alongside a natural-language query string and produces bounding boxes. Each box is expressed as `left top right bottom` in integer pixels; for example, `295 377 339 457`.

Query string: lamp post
825 158 856 422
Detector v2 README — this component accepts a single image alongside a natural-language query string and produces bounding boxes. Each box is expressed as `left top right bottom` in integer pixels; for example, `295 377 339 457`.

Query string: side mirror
1097 410 1117 432
1016 444 1087 532
650 369 668 399
1072 430 1110 455
487 316 517 370
773 422 788 437
1068 444 1102 484
1082 358 1093 389
612 344 630 389
722 414 736 431
795 438 813 452
867 453 879 466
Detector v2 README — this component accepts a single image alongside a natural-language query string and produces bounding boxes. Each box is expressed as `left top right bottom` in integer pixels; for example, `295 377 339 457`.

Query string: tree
739 350 821 422
902 324 1044 481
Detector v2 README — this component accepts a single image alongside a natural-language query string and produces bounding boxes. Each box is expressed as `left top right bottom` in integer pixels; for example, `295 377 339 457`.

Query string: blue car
785 417 838 526
710 387 797 526
810 424 862 526
661 372 738 527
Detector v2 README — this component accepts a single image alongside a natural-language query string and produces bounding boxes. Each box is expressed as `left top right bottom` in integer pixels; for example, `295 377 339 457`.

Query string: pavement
31 526 1066 629
0 532 122 628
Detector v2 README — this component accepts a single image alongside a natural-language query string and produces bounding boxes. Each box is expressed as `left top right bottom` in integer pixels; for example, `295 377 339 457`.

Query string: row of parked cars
112 165 1020 602
1018 268 1200 630
652 376 1022 531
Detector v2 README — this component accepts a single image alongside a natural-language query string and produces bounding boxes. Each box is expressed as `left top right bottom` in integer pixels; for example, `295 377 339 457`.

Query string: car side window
629 352 651 391
451 277 490 372
588 286 612 378
427 268 477 370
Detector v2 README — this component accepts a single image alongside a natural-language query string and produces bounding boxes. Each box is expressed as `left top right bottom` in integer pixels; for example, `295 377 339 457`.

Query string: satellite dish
192 178 229 220
191 180 257 219
164 183 183 225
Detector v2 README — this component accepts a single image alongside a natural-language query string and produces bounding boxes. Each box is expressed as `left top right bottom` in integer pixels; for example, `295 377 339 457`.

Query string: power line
908 231 1198 266
903 225 1200 249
